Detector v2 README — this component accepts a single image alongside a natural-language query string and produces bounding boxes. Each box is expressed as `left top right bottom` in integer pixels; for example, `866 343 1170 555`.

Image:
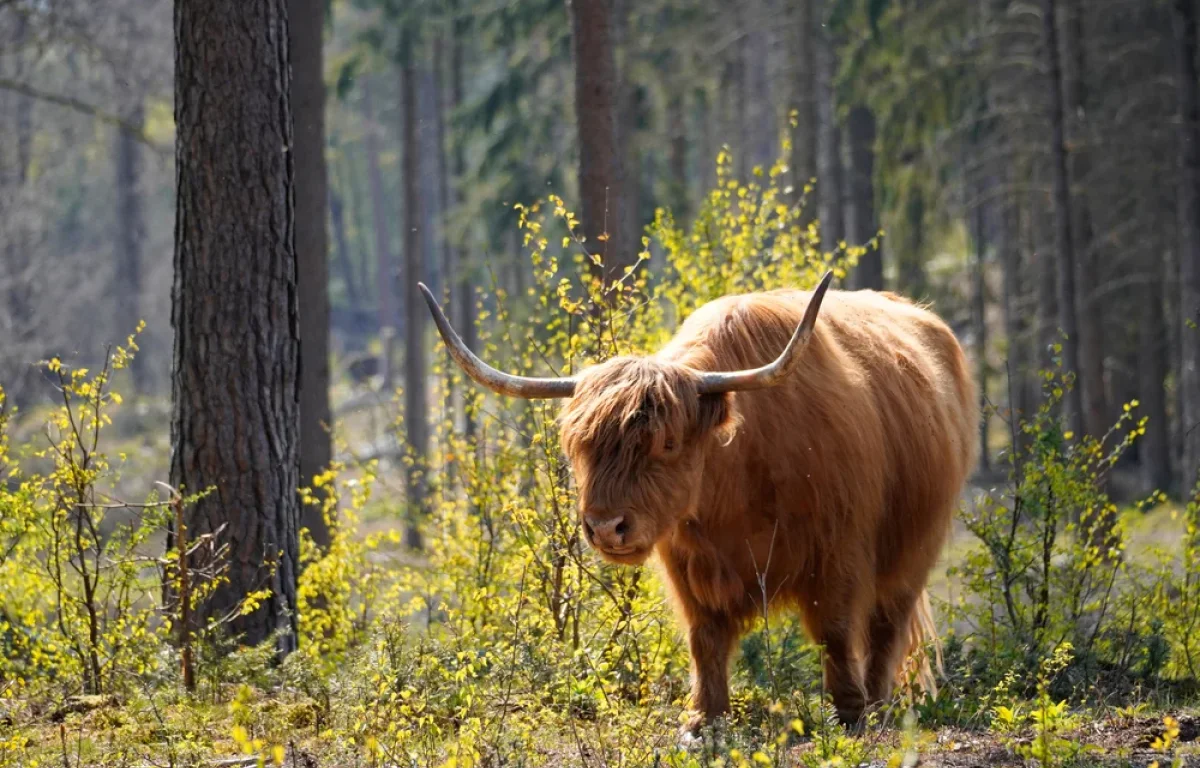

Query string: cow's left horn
418 283 578 398
695 270 834 394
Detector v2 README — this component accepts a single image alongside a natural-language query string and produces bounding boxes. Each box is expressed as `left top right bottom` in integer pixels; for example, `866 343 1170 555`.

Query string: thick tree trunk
845 105 881 289
400 43 428 549
569 0 628 285
114 102 146 394
290 0 332 546
362 80 396 336
813 0 843 246
171 0 300 653
1174 0 1200 489
1041 0 1085 437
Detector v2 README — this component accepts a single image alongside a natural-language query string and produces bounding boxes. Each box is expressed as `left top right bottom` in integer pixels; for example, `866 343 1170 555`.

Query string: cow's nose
584 515 627 549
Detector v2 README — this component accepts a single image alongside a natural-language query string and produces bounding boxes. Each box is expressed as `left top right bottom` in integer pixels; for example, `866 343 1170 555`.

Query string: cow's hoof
836 706 866 734
678 712 710 745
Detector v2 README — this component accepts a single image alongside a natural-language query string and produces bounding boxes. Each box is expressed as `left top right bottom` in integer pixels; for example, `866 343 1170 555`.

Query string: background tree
569 0 629 285
170 0 301 652
291 0 333 548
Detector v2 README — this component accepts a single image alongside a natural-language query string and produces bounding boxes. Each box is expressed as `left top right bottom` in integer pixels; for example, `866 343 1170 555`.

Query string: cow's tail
897 590 943 699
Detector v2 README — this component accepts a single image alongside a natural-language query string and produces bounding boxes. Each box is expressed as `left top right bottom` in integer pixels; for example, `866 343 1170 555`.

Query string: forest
1 0 1200 765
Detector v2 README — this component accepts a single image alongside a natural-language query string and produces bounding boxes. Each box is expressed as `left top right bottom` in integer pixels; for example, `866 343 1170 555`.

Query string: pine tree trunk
400 42 428 550
1174 0 1200 489
790 0 818 215
290 0 332 545
115 102 146 394
813 0 843 246
973 201 990 472
1041 0 1085 437
1002 201 1032 460
1140 258 1174 495
171 0 300 653
363 80 396 336
845 105 881 289
1062 0 1108 443
329 185 362 311
449 2 477 444
569 0 628 286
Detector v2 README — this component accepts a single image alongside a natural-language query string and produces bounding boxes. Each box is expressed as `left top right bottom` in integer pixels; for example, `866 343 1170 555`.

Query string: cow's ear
696 392 739 444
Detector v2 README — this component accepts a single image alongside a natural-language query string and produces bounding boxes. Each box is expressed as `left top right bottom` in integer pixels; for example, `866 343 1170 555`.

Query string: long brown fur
558 286 978 730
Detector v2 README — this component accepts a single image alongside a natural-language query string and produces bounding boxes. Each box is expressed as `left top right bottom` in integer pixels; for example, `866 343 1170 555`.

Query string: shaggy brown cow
418 272 978 731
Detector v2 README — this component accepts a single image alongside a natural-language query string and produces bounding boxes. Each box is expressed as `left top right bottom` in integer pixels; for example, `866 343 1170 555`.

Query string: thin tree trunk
569 0 627 286
1002 201 1031 460
114 101 146 394
1174 0 1200 489
845 105 881 289
363 80 396 336
813 0 843 246
613 0 640 266
791 0 817 214
1042 0 1084 437
171 0 300 653
1141 258 1174 495
400 40 428 550
329 185 362 310
973 201 990 473
667 92 689 219
449 1 477 444
1062 0 1108 443
290 0 332 545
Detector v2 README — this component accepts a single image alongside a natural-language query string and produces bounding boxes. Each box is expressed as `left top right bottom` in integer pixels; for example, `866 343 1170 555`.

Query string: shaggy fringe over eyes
559 357 738 463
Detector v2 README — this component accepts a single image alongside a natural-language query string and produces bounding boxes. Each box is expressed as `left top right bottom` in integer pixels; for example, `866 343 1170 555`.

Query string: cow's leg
682 614 738 733
819 623 868 727
863 589 920 704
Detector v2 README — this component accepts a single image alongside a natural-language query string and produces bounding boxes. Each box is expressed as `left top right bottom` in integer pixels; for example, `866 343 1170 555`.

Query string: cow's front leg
681 613 738 735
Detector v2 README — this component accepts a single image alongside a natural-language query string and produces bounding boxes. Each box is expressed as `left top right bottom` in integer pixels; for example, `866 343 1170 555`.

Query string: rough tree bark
1041 0 1085 437
1174 0 1200 489
400 38 428 549
114 101 146 394
568 0 628 285
290 0 332 546
171 0 300 652
845 105 882 289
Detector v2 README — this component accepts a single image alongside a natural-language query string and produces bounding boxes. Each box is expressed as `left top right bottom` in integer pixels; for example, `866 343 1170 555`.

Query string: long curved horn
418 283 578 398
695 270 834 394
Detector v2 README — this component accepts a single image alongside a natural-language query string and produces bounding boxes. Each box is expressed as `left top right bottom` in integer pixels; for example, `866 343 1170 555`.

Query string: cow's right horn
694 270 833 394
418 283 578 399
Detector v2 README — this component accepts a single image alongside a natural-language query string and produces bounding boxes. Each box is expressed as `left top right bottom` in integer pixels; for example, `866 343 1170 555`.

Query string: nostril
583 520 595 539
613 518 628 538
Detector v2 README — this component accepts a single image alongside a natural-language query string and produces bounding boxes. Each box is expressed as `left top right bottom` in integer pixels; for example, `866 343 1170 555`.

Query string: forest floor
7 695 1199 767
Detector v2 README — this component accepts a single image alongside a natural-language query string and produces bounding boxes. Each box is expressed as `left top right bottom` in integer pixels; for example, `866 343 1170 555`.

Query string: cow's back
660 287 978 593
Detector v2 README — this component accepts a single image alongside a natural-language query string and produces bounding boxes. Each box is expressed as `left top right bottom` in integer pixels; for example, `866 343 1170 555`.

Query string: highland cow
418 272 978 731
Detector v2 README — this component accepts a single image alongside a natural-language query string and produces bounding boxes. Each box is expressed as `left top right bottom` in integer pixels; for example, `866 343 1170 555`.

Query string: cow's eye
663 438 676 452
